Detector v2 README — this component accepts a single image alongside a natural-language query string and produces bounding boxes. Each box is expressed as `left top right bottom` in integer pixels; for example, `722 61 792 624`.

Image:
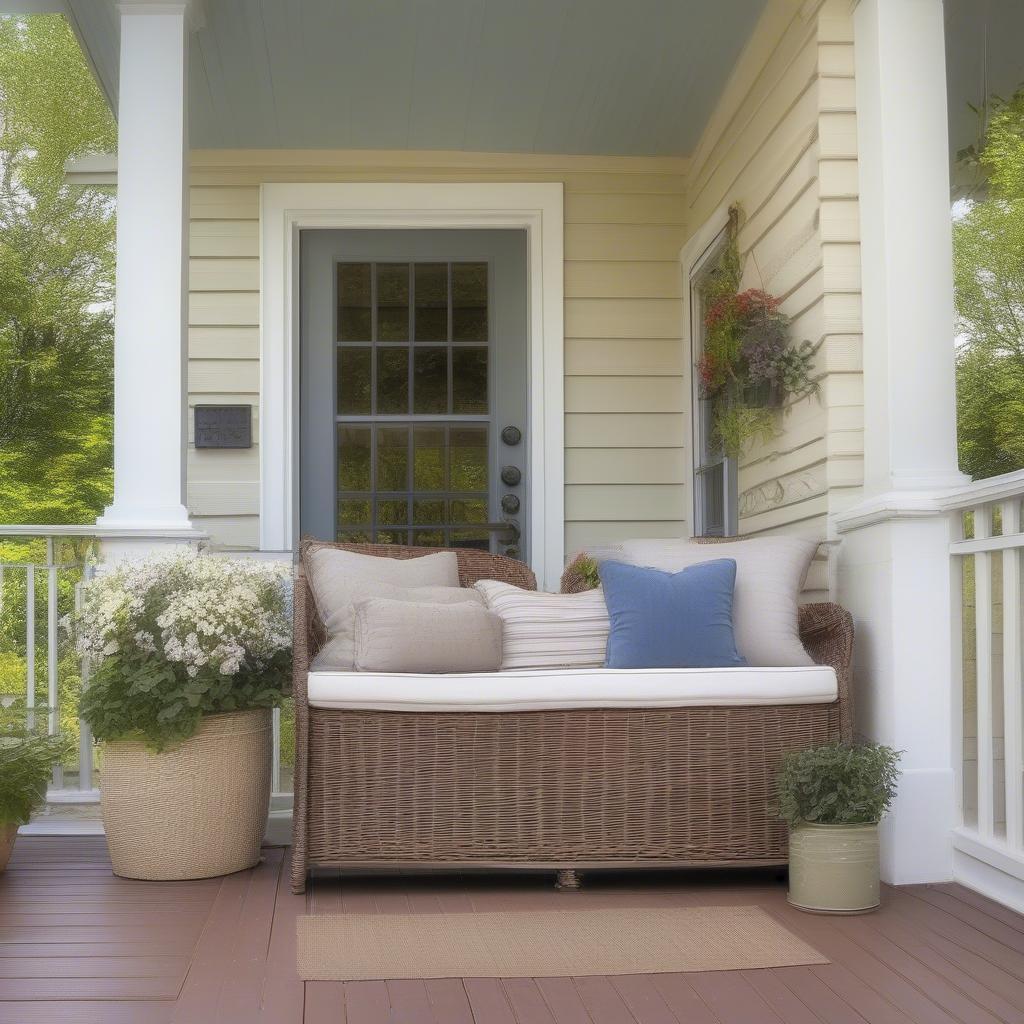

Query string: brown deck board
4 837 1024 1024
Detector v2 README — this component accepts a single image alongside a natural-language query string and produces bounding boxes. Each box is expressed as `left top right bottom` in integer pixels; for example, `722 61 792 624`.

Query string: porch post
95 1 197 543
835 0 968 884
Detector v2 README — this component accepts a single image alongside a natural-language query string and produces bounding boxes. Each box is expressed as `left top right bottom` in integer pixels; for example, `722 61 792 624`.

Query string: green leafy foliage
0 700 69 824
572 555 602 590
0 15 116 525
954 87 1024 480
777 742 901 828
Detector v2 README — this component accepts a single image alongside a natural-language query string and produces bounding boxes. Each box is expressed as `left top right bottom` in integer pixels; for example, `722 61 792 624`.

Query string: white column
835 0 968 885
96 1 194 534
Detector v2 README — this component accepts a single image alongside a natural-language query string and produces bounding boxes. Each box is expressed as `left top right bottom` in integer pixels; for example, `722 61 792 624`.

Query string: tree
0 15 116 524
954 89 1024 480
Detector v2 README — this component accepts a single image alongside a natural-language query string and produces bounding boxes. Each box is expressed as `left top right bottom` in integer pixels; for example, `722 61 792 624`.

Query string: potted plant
0 701 68 871
778 742 901 913
69 551 291 880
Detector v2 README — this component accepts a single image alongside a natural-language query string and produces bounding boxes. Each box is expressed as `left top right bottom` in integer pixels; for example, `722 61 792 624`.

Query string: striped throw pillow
474 580 609 670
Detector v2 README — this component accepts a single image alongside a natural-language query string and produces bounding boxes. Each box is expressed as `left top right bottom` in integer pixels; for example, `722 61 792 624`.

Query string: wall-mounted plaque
194 405 252 449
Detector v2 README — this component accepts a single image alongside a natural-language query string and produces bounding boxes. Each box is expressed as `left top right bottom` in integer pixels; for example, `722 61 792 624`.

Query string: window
690 232 738 537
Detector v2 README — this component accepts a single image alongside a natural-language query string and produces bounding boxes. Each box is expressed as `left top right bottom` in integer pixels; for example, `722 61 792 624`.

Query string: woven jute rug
296 906 827 980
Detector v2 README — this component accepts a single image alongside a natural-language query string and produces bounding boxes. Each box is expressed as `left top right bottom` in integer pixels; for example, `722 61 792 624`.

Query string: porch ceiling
65 0 767 157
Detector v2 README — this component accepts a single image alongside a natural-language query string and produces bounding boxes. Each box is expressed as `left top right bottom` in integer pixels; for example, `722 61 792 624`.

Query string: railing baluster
76 565 95 792
1002 499 1023 851
975 506 995 838
46 538 62 788
272 706 282 794
25 565 35 730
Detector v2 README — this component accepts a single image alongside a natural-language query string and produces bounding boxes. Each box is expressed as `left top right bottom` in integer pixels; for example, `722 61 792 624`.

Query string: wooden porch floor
3 838 1024 1023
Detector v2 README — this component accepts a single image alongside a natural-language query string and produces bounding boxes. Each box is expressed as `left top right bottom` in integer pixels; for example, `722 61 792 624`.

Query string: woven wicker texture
296 906 828 979
291 542 852 893
101 708 271 880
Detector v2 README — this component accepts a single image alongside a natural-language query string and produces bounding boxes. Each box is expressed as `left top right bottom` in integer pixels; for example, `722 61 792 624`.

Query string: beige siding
682 0 863 600
186 155 689 552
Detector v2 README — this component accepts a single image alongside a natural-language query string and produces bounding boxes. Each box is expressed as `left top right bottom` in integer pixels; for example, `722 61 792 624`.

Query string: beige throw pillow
352 598 502 674
303 547 462 671
619 537 817 667
474 580 609 670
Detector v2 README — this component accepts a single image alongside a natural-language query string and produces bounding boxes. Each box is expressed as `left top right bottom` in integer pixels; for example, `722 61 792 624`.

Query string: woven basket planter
100 708 272 880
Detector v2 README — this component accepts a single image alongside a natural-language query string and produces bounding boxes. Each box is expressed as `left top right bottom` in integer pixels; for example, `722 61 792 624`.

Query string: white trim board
259 182 565 591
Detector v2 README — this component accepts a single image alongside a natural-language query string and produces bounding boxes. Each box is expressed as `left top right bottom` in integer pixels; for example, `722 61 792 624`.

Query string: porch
6 836 1024 1024
1 0 1024 992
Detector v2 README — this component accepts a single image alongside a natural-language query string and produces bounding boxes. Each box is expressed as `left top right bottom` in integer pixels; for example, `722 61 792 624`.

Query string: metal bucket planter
100 708 271 880
788 822 880 913
0 822 17 872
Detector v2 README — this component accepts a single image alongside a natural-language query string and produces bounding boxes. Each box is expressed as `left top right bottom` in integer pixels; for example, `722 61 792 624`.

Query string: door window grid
334 261 491 547
690 236 738 538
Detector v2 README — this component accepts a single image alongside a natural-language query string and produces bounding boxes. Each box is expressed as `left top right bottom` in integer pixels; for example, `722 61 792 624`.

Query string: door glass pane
413 427 446 490
377 498 409 526
452 529 490 551
337 346 371 414
338 498 370 527
377 347 409 414
376 426 409 491
413 347 448 414
451 498 487 524
415 263 448 342
337 263 371 340
449 426 488 492
336 425 371 490
452 347 488 414
452 262 487 341
376 263 409 341
412 529 444 547
413 499 446 525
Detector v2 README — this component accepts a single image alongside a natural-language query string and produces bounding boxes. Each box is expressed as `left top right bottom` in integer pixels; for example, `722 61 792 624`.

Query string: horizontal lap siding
187 187 261 547
683 0 863 601
186 162 688 553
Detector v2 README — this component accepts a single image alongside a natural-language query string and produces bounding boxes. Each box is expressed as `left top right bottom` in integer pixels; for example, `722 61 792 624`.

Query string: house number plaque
194 405 252 449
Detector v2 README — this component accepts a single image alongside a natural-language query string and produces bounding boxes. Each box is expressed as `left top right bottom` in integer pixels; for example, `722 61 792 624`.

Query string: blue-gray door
299 229 528 559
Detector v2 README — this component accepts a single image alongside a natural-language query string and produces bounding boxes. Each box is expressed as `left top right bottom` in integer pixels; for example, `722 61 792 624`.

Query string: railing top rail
0 524 204 539
939 468 1024 513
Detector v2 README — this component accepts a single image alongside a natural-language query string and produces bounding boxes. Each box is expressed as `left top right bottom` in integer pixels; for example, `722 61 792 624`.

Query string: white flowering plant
69 552 292 750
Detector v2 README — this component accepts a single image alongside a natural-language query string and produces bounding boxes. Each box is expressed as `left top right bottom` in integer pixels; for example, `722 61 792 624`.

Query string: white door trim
259 182 565 590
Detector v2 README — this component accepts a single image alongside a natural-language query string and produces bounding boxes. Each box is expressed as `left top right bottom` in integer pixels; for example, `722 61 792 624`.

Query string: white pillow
475 580 609 670
353 598 502 674
618 537 816 667
304 547 463 671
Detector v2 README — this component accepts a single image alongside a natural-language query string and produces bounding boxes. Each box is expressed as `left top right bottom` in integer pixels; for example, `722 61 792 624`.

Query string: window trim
680 206 739 538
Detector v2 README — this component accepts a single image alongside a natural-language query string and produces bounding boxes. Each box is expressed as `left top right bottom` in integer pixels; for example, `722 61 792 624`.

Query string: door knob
501 494 520 515
500 465 522 486
501 425 522 446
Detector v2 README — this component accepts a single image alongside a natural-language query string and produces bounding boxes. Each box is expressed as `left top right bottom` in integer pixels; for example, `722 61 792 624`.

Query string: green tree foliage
0 15 116 525
955 89 1024 480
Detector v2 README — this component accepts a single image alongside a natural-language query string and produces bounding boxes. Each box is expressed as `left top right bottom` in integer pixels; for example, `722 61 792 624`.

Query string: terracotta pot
788 822 880 913
0 821 17 872
100 708 271 880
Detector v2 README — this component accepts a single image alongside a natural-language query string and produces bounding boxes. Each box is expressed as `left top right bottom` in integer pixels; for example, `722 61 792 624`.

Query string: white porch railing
0 527 294 814
948 469 1024 893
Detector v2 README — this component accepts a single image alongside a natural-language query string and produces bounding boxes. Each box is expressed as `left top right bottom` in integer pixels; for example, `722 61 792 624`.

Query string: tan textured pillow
303 547 462 671
619 537 817 667
352 598 503 674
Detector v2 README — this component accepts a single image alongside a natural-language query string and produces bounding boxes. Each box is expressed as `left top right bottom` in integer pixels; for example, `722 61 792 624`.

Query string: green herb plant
0 701 69 826
777 742 901 828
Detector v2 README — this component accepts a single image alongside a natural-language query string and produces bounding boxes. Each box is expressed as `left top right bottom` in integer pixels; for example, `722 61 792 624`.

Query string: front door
299 229 528 560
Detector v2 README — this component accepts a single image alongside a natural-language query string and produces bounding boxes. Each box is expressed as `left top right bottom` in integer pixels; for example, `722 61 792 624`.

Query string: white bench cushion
307 664 838 713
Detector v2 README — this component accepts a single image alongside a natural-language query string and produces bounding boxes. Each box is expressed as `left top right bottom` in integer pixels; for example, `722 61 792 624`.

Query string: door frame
260 182 564 590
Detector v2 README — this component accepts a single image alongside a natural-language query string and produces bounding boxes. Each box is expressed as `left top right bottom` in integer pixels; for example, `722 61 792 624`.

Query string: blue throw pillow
598 559 746 669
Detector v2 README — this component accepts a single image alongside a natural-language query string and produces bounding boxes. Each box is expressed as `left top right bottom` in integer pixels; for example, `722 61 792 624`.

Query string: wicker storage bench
290 542 853 893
